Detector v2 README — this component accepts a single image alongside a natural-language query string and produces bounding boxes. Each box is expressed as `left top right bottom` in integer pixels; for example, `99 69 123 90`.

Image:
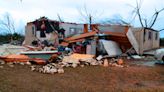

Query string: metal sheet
101 40 122 57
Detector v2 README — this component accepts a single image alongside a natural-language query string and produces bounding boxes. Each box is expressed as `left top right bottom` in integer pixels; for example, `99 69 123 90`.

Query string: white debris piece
8 64 14 68
0 60 5 64
72 63 78 68
49 68 57 74
0 66 3 68
26 61 31 65
30 66 36 71
96 55 103 61
58 68 64 74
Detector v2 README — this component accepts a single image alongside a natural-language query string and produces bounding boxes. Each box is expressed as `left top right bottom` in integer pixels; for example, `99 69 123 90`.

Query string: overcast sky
0 0 164 37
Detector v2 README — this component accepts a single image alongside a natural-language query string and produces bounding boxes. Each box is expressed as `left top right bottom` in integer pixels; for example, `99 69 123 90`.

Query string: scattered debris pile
28 53 127 74
0 53 127 74
30 63 64 74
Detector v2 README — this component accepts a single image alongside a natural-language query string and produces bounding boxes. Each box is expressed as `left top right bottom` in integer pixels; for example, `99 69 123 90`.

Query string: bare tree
77 4 104 29
0 13 16 34
57 14 64 22
0 13 16 42
132 0 164 31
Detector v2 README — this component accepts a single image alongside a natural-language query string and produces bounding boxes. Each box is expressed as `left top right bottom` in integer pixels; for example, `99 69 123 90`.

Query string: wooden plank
65 31 97 41
101 31 126 37
69 39 85 43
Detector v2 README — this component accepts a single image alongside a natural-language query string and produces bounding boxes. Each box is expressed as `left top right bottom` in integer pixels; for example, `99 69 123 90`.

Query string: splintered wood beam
69 39 85 43
102 31 126 37
65 31 97 41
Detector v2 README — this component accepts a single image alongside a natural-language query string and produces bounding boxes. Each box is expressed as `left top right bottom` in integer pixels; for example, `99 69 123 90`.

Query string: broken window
155 32 158 40
70 28 75 33
69 28 76 34
143 29 146 42
32 26 35 36
76 28 83 34
148 31 152 40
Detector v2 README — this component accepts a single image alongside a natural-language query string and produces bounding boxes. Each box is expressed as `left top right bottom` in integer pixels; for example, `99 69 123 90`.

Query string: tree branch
149 8 164 28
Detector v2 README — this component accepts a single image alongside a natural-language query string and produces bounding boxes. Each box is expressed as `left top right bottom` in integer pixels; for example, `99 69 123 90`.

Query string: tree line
0 33 24 45
160 38 164 46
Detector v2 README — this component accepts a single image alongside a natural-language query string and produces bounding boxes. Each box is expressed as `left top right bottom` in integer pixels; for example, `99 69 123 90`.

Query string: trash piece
0 66 3 68
30 66 36 71
70 53 94 61
20 62 25 65
127 57 131 59
8 64 14 68
117 59 124 65
62 56 79 64
48 54 59 63
72 63 78 68
29 58 47 65
58 68 64 74
0 60 5 64
60 42 69 47
80 65 84 67
49 68 57 74
90 59 99 66
26 61 31 65
111 63 117 67
97 60 103 65
103 59 109 67
131 55 142 59
96 55 103 61
155 61 164 65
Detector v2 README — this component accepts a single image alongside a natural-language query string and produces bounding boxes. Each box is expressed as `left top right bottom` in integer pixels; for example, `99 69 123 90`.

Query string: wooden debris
103 59 109 67
117 59 124 65
0 66 3 69
0 60 5 64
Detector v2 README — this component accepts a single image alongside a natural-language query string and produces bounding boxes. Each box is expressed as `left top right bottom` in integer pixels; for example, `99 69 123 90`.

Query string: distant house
24 17 84 46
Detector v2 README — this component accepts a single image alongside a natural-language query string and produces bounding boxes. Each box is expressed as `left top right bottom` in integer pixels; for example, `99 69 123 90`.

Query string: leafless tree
77 4 104 29
57 14 64 22
132 0 164 31
0 13 16 34
0 13 16 42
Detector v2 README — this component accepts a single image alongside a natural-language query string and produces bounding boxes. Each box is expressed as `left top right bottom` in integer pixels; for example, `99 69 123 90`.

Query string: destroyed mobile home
0 16 162 74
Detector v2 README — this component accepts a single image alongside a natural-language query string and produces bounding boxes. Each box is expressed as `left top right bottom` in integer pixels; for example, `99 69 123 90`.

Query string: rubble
103 59 109 67
0 66 3 69
31 63 64 74
0 17 161 76
0 51 127 75
8 64 14 68
0 54 29 62
0 60 5 64
117 59 124 65
28 53 127 74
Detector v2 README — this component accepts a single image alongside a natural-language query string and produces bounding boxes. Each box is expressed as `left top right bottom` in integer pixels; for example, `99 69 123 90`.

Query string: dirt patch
0 61 164 92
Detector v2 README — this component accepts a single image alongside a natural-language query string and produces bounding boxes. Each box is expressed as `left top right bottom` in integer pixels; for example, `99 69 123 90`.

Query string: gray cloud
0 0 164 37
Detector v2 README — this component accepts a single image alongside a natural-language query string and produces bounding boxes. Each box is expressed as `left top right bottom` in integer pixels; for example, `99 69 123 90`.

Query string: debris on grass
0 66 3 68
0 52 127 74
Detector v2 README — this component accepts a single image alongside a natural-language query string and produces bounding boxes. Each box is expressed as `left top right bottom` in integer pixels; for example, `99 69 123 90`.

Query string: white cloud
0 0 164 37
